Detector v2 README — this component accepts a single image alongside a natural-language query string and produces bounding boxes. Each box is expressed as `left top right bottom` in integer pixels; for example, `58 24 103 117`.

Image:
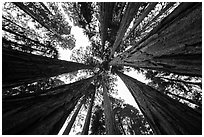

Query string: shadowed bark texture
110 3 202 77
63 96 86 135
2 48 93 89
81 88 96 135
102 80 119 135
2 76 95 135
116 71 202 135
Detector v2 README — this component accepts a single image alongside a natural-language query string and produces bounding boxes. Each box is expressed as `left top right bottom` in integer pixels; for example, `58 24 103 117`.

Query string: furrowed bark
99 2 114 51
2 76 95 135
102 80 118 135
109 2 142 58
3 48 93 89
116 71 202 135
132 2 176 38
62 96 86 135
81 88 96 135
110 3 202 77
122 2 157 42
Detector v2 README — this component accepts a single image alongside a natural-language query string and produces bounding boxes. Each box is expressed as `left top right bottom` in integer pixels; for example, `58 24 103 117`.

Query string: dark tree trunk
110 2 143 57
121 2 157 42
81 88 96 135
158 77 202 87
110 3 202 77
165 91 201 107
62 96 86 135
102 80 118 135
13 2 55 34
2 76 95 135
116 113 126 135
2 27 47 48
2 48 93 89
116 71 202 135
99 2 114 53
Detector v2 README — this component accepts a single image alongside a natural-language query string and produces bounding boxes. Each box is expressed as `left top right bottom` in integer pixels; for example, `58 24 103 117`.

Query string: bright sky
57 23 149 109
56 4 149 134
57 26 90 61
56 2 149 108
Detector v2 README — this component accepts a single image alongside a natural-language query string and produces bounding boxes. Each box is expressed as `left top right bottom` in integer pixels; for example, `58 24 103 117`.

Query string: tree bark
110 3 202 77
165 91 201 107
2 76 95 135
99 2 114 51
109 2 143 58
2 48 93 89
81 89 96 135
132 2 176 39
102 80 118 135
158 77 202 87
62 96 86 135
116 71 202 135
122 3 157 42
13 2 57 35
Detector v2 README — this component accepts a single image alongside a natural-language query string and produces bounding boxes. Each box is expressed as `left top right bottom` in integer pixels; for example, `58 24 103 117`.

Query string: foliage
143 69 202 109
3 77 65 99
2 3 59 58
90 97 153 135
2 2 202 135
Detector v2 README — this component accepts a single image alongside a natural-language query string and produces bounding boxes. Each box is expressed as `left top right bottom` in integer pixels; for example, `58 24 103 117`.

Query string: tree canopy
2 2 202 135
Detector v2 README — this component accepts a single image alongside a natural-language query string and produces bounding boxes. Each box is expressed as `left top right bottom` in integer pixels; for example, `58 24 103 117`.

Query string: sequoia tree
2 2 202 135
2 47 93 89
2 76 95 134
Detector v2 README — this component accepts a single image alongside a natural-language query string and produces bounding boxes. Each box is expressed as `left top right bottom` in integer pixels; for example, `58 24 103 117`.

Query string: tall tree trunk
116 113 126 135
158 77 202 87
131 2 176 39
99 2 114 52
110 3 201 77
2 48 93 89
165 91 201 107
2 76 95 135
116 71 201 134
81 88 96 135
62 96 86 135
2 27 47 48
122 2 157 42
102 80 118 135
109 2 143 58
13 2 57 35
13 2 73 49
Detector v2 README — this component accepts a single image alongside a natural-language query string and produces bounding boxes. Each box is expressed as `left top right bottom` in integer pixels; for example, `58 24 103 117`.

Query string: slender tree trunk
158 77 202 87
2 76 95 135
110 2 143 57
134 2 176 38
110 3 202 77
116 71 202 135
13 2 52 33
62 96 86 135
102 80 118 135
48 99 78 135
122 3 157 42
2 27 47 48
3 16 26 30
2 38 47 54
165 91 201 107
81 89 96 135
13 2 71 45
116 114 126 135
99 2 114 51
2 48 93 89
